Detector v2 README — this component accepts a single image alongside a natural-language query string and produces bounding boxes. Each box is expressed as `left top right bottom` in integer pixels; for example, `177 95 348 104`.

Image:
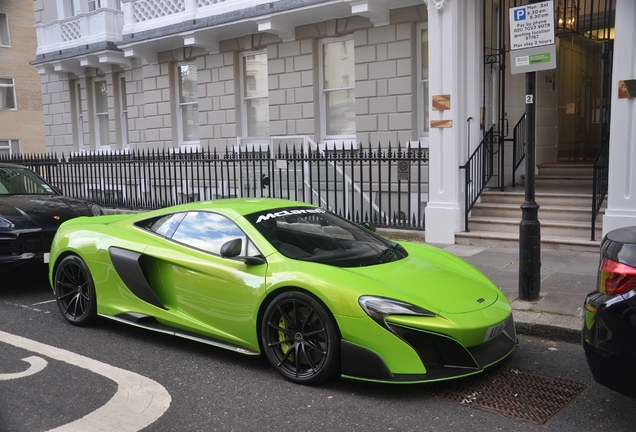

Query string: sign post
509 0 555 301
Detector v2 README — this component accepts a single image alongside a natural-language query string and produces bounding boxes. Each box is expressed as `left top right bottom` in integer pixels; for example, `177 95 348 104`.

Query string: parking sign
509 1 554 51
513 8 526 22
509 1 556 74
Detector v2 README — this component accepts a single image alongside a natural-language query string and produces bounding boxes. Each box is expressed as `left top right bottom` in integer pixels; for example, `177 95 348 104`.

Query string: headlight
359 296 436 324
0 216 14 228
88 204 104 216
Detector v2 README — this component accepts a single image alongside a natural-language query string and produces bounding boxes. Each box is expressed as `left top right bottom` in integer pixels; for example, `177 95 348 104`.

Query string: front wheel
261 291 340 385
54 255 97 326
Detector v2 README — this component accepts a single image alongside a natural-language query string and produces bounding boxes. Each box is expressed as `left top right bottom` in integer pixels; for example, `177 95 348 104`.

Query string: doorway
557 34 605 161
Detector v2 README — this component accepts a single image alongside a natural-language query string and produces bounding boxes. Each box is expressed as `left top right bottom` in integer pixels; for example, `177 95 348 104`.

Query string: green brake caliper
279 316 294 361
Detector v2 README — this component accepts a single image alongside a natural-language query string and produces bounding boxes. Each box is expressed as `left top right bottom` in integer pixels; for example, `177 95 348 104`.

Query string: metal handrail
511 114 526 186
592 40 613 241
460 126 496 232
592 139 609 240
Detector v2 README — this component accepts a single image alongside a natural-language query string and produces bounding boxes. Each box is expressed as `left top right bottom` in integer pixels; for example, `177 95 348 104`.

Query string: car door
143 211 268 351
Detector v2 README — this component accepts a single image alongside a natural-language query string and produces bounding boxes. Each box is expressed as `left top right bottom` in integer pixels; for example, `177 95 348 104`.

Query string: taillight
598 257 636 296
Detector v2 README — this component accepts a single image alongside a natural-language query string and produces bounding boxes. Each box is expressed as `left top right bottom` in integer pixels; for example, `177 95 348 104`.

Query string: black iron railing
511 114 526 187
592 39 613 241
460 127 497 232
1 142 429 230
592 139 609 241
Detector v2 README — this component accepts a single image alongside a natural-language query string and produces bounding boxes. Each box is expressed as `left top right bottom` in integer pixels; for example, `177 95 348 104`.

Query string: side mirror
221 238 242 258
220 238 266 266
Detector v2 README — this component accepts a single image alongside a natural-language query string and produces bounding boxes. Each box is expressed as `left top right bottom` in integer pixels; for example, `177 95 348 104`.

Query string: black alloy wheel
261 291 340 385
54 255 97 326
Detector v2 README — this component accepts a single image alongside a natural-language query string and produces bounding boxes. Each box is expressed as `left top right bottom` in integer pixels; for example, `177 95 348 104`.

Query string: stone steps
470 202 603 222
480 190 600 207
455 230 602 251
521 163 595 187
467 216 602 239
459 163 605 251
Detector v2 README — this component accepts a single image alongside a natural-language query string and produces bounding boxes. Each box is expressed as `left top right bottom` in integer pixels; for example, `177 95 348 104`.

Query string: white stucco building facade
29 0 636 243
602 0 636 234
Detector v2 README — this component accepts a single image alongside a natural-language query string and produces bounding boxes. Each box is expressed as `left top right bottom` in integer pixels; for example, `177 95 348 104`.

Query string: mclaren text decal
256 208 326 223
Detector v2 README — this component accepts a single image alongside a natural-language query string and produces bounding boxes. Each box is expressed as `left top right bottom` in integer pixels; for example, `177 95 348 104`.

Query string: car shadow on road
0 265 51 296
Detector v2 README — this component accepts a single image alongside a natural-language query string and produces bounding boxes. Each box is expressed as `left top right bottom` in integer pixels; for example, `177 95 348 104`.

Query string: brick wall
0 0 46 153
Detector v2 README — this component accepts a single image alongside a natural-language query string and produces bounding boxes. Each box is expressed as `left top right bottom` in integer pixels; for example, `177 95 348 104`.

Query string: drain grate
426 367 588 424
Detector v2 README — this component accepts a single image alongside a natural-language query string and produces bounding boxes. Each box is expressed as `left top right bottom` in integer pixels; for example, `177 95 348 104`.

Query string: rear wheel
54 255 97 326
261 291 340 385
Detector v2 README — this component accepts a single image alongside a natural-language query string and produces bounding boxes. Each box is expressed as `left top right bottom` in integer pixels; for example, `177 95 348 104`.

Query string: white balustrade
36 8 125 55
121 0 269 35
37 0 279 56
132 0 186 23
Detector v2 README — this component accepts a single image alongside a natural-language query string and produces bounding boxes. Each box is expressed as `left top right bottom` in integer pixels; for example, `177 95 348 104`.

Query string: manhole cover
426 367 588 424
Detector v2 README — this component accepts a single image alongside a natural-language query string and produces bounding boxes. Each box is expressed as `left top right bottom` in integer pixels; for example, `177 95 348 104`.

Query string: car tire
261 291 340 385
54 255 97 326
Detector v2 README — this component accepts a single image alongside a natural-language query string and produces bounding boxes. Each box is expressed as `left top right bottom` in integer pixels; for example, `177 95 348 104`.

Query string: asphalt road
1 269 636 432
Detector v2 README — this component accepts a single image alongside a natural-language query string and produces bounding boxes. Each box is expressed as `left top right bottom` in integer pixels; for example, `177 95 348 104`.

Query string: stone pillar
603 0 636 234
424 0 481 244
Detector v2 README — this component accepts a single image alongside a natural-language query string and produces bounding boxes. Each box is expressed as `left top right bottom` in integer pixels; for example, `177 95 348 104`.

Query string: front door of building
557 34 606 161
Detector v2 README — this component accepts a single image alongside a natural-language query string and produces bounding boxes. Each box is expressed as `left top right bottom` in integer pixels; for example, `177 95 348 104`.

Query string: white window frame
0 77 17 110
0 139 20 156
88 0 102 12
319 36 356 147
90 0 122 11
176 62 199 149
118 75 129 149
93 78 110 150
239 50 270 149
0 12 10 47
417 22 430 143
58 0 75 19
71 81 85 151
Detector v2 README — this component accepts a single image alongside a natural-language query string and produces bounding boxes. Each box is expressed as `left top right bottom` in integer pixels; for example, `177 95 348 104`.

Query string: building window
118 76 129 148
94 79 110 148
320 37 355 141
177 63 199 147
0 78 16 110
417 23 430 138
0 139 20 155
88 0 120 11
71 81 85 151
241 51 269 139
61 0 75 17
0 13 10 47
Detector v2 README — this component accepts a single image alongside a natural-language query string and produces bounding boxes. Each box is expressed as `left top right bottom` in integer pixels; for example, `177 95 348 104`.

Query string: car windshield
245 207 407 267
0 167 57 196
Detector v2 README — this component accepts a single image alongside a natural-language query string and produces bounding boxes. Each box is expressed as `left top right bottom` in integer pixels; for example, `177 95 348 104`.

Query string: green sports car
49 198 516 385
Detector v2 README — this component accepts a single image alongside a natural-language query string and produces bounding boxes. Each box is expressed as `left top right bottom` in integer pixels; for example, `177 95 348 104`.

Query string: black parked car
583 226 636 398
0 163 103 273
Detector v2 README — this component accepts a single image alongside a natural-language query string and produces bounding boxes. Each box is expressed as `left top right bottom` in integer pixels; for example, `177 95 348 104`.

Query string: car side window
0 167 56 195
137 212 186 238
171 211 253 256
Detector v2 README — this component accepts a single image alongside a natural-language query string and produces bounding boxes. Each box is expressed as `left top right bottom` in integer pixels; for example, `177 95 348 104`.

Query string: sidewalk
435 243 598 344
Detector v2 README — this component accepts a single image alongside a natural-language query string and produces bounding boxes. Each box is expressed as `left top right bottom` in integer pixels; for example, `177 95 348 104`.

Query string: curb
513 310 582 344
